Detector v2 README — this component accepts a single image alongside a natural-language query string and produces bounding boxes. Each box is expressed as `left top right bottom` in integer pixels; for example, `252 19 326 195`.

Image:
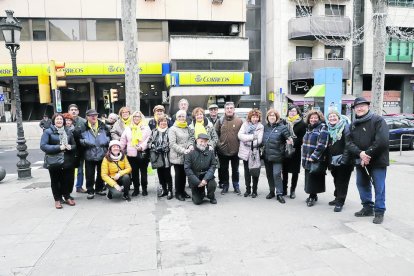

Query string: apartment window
296 47 312 59
325 4 345 16
211 61 246 71
137 21 163 41
19 19 30 41
247 0 260 5
86 20 117 41
296 6 312 17
49 19 80 41
176 61 211 71
32 19 46 41
325 46 344 59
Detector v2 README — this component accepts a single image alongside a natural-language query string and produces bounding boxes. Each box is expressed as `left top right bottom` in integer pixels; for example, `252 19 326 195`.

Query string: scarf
194 120 207 138
247 122 257 134
56 126 68 146
157 126 168 133
287 114 300 123
130 122 144 147
327 115 348 144
175 121 188 128
121 116 131 127
286 115 301 139
353 110 374 125
110 152 123 162
88 121 99 137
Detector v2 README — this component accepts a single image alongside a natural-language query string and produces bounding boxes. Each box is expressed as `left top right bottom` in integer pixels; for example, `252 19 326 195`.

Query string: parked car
383 113 414 122
384 117 414 150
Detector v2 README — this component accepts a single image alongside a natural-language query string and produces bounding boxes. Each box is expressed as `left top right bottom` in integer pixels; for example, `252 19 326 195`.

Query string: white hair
178 98 189 106
176 109 187 118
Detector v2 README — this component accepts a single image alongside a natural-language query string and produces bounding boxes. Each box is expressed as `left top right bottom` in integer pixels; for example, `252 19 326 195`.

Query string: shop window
32 19 46 41
325 4 345 16
49 19 80 41
86 19 117 41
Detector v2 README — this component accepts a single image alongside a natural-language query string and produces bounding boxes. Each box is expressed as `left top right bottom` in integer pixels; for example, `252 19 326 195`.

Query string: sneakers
354 207 374 217
276 195 286 204
87 193 95 200
76 188 87 193
266 192 275 199
373 213 384 224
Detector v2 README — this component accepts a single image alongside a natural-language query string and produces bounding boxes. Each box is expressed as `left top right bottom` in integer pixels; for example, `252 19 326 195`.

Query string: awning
286 93 356 105
304 84 326 98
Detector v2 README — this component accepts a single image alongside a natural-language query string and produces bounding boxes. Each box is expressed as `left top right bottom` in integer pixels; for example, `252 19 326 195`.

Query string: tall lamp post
0 10 31 179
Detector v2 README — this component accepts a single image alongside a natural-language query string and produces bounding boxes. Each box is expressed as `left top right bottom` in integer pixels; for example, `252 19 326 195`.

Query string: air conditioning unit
229 24 239 35
212 0 223 4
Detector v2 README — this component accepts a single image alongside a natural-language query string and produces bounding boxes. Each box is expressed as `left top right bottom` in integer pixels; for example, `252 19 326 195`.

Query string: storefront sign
0 62 169 77
166 71 252 87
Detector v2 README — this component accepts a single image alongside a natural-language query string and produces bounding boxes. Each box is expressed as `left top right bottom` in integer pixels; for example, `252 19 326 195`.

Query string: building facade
354 0 414 114
266 0 354 115
0 0 250 120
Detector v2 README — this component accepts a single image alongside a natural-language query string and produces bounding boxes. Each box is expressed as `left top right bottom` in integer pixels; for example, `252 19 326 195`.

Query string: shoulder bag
44 152 64 169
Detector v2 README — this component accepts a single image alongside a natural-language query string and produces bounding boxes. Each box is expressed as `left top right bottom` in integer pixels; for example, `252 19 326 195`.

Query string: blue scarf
327 115 348 144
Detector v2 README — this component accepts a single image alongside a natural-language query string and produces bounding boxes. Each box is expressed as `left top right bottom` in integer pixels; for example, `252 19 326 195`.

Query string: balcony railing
288 58 351 80
288 16 351 40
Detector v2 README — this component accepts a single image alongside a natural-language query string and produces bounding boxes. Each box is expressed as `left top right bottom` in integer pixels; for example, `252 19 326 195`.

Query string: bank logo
195 75 202 82
194 74 230 83
108 65 125 73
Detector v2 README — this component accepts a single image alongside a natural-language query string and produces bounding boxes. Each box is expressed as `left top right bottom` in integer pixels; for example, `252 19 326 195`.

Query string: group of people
40 96 389 224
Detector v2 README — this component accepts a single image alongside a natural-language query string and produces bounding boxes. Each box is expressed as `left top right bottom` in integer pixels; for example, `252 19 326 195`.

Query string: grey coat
168 125 192 165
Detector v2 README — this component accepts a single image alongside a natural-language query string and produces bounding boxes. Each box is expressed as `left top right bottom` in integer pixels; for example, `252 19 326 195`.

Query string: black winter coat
184 146 217 188
348 112 389 167
40 125 77 169
282 119 307 173
328 125 353 166
262 122 291 163
79 121 110 162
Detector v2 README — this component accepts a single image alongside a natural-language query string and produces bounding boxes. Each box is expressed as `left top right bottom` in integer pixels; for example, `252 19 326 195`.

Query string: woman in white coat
238 109 264 198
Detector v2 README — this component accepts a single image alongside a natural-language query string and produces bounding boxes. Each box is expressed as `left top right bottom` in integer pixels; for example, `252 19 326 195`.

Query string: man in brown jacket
215 102 243 195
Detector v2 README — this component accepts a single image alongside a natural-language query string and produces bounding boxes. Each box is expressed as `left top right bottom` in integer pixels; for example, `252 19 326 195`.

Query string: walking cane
363 166 374 186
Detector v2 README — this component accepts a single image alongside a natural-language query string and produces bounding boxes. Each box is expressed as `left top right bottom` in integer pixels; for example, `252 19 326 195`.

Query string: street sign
0 94 4 102
55 89 62 112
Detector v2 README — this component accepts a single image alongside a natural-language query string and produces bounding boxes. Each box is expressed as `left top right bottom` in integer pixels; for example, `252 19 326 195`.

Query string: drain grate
23 181 50 189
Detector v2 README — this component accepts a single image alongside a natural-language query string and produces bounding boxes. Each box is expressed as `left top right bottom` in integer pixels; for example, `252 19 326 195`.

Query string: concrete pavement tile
105 270 158 276
30 256 97 276
3 241 52 268
345 221 414 262
367 256 414 276
58 226 107 242
159 207 193 242
293 266 339 276
94 237 131 255
242 256 291 275
276 245 327 271
158 240 208 269
0 218 43 235
41 240 98 260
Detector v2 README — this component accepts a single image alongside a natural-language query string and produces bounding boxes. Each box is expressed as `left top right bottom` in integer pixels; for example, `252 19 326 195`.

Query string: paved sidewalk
0 156 414 275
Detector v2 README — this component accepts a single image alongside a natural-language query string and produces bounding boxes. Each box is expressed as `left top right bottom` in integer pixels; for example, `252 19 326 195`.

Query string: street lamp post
0 10 31 179
351 62 360 96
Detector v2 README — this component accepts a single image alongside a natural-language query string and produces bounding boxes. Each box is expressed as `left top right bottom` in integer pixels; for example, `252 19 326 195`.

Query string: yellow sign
179 72 246 86
0 62 164 77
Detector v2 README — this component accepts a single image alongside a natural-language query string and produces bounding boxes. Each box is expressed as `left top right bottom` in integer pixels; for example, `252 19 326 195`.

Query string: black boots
306 196 318 207
276 195 286 204
244 186 251 197
354 206 374 217
266 192 275 199
373 213 384 224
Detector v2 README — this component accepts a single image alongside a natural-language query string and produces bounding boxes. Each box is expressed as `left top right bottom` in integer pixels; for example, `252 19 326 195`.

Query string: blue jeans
76 158 84 189
264 161 283 195
356 166 387 214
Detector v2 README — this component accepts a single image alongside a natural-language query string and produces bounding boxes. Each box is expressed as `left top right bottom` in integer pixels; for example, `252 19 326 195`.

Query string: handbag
44 152 64 169
248 141 261 178
309 161 326 175
330 154 343 167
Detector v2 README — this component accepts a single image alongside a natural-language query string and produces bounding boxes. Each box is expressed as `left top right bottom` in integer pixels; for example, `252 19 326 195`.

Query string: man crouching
184 133 217 205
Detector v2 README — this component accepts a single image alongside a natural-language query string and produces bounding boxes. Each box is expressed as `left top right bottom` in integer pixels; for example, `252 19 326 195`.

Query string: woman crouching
101 140 132 201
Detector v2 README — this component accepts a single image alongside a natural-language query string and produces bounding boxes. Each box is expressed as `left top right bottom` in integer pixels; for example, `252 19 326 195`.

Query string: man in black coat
348 97 389 224
184 133 217 205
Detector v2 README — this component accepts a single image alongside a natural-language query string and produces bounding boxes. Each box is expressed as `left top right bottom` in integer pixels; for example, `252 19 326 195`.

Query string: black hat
197 133 209 140
85 109 99 116
352 97 370 108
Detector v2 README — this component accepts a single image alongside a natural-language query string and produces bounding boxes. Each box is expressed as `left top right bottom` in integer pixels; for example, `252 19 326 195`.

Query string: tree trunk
121 0 140 112
370 0 388 115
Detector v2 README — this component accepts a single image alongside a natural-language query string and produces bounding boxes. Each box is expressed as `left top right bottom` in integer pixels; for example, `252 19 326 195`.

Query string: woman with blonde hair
302 109 329 207
111 106 131 140
188 107 218 149
238 108 264 198
262 109 292 203
120 110 151 196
